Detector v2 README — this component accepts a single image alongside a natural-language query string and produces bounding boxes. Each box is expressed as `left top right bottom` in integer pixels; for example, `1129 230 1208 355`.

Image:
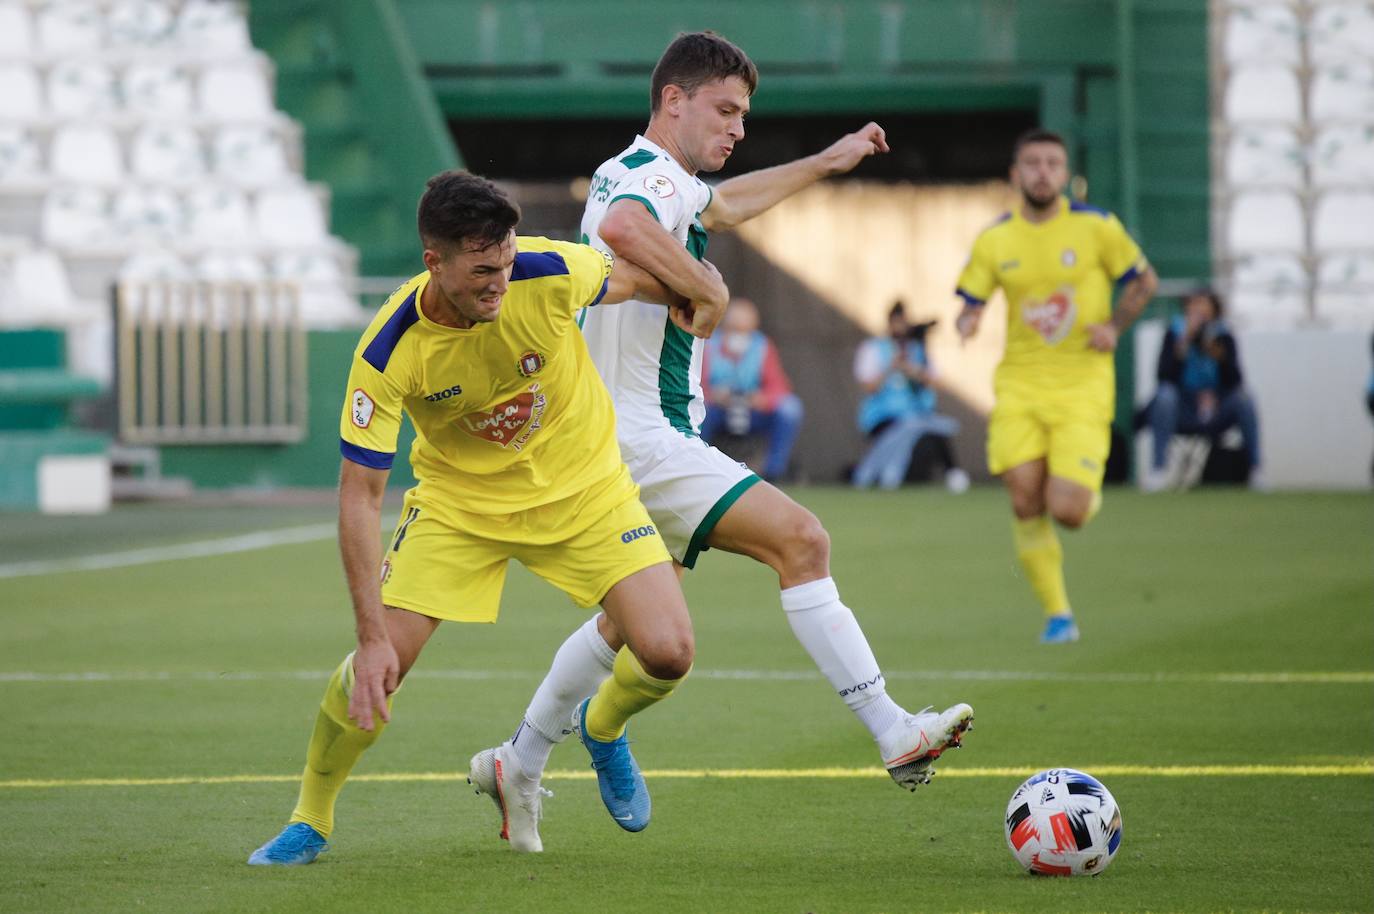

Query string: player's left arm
701 122 889 231
602 254 727 338
1086 216 1160 352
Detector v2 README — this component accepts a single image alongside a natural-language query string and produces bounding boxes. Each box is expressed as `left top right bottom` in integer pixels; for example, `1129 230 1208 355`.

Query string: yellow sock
288 653 392 838
584 647 686 742
1012 515 1071 618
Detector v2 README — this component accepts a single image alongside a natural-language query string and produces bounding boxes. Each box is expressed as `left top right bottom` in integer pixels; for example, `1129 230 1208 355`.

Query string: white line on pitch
0 524 337 579
0 668 1369 684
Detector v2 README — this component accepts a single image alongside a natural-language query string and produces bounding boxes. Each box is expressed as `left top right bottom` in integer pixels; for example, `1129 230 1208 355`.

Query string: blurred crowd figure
700 298 804 482
1139 289 1264 491
851 301 969 492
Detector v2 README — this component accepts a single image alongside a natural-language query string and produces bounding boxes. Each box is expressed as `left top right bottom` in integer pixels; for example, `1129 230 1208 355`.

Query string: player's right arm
337 458 395 732
954 228 1000 341
599 199 728 312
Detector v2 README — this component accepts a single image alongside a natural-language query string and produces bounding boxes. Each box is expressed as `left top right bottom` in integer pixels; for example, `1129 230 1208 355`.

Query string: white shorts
618 426 761 568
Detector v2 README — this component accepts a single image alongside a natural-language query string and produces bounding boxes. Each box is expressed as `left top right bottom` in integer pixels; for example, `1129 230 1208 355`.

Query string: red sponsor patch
460 393 535 446
1021 289 1077 344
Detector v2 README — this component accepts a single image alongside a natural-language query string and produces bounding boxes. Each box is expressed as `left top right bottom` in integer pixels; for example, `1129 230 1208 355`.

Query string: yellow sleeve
338 346 409 470
516 238 615 319
955 229 998 306
1101 213 1148 284
552 239 615 313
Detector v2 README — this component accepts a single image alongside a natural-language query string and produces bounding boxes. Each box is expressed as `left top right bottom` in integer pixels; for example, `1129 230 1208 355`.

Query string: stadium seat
119 251 192 282
1314 253 1374 328
106 0 175 47
198 251 267 281
1227 190 1305 253
48 61 118 118
1231 251 1310 298
0 3 34 57
41 188 112 246
113 187 185 242
122 63 195 117
199 63 276 121
0 126 43 182
9 249 84 319
1311 124 1374 187
273 251 363 326
175 0 253 53
35 1 104 54
0 64 44 119
49 125 124 184
131 124 207 182
1310 63 1374 121
1309 2 1374 65
254 187 329 245
1313 191 1374 249
184 186 253 243
1224 65 1302 122
213 126 290 187
1224 125 1303 187
1223 3 1300 64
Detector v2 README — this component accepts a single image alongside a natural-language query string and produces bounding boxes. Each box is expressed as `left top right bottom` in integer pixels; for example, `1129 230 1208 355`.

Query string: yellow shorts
986 394 1111 492
379 466 671 623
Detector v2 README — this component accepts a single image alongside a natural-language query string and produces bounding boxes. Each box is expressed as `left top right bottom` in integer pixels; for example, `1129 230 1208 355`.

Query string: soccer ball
1004 768 1122 876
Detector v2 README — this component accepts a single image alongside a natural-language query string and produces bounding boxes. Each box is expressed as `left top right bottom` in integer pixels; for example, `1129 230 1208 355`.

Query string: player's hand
1086 322 1119 352
818 122 890 176
673 259 727 338
349 638 399 732
956 308 981 342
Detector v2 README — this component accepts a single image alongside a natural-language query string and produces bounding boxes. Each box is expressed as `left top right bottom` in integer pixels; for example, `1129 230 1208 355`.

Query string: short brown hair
417 170 520 253
1012 128 1068 162
650 31 758 114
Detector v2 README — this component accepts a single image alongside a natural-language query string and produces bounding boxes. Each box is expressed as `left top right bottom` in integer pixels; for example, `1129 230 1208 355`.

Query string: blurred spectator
851 301 969 492
1141 289 1263 491
700 298 803 482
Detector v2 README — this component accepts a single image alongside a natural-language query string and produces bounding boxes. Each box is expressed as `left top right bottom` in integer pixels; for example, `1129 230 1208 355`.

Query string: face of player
424 230 517 328
674 76 750 173
1011 141 1070 210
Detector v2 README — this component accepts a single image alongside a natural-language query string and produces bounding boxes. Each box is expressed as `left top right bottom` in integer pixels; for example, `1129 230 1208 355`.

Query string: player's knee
1051 504 1088 529
636 632 694 681
1010 491 1045 519
777 511 830 576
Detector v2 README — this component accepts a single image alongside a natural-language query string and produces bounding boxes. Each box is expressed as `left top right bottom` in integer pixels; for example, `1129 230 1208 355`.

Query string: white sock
780 577 905 741
510 614 617 778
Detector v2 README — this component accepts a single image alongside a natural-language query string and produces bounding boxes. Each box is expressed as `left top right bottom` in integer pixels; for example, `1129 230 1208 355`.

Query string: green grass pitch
1 487 1371 913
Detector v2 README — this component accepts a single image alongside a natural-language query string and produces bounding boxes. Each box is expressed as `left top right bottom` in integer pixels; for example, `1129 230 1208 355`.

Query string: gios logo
620 524 658 544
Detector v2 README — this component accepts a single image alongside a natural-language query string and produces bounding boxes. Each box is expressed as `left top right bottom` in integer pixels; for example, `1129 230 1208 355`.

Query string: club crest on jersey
1021 288 1078 345
643 174 676 199
1061 248 1077 267
351 389 374 428
517 350 545 377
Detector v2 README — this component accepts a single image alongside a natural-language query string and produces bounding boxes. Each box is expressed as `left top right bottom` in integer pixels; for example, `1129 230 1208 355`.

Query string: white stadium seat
1309 2 1374 66
1313 191 1374 249
176 0 253 53
1311 125 1374 187
199 63 275 121
0 64 44 119
119 251 192 282
122 63 195 118
214 126 290 187
1315 253 1374 328
49 125 124 184
198 252 267 281
255 187 328 245
107 0 175 47
1224 125 1303 187
1227 190 1305 253
48 61 118 118
273 251 361 326
131 124 207 181
36 1 104 54
1225 65 1302 122
0 126 43 181
1223 3 1300 65
1228 252 1310 330
1310 63 1374 121
184 186 252 243
113 187 184 241
10 249 82 319
0 3 34 57
41 188 112 246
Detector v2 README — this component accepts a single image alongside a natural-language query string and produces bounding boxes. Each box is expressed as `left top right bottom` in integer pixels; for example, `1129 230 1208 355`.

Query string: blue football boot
1040 613 1081 644
572 697 650 832
247 822 328 866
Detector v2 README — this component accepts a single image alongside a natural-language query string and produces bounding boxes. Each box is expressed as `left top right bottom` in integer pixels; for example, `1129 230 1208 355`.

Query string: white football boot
467 741 551 853
880 703 975 791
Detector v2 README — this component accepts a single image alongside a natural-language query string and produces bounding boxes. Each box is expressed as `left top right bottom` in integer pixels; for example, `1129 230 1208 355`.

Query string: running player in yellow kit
247 171 726 864
955 130 1158 643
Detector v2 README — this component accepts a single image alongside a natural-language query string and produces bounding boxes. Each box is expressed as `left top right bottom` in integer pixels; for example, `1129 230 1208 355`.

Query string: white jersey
579 134 715 438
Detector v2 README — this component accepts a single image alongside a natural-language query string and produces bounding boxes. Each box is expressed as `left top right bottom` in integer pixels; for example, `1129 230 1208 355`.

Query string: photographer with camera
1141 288 1263 491
700 298 804 483
851 300 969 492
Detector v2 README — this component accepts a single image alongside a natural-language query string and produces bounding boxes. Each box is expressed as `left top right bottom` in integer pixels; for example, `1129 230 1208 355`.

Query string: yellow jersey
339 236 619 522
956 197 1147 397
